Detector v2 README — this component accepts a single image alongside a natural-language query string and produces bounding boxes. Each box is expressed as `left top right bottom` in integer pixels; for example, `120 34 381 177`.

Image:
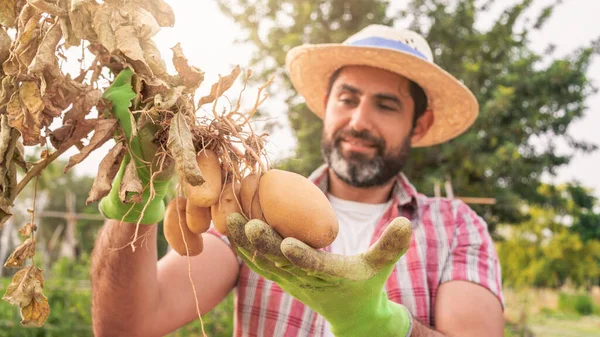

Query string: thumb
363 217 412 270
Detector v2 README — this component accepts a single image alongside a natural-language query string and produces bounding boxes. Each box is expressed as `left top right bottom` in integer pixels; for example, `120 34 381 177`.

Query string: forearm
410 319 449 337
90 219 160 337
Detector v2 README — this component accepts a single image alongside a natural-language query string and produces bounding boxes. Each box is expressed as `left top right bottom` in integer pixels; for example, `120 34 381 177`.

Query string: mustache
333 128 384 148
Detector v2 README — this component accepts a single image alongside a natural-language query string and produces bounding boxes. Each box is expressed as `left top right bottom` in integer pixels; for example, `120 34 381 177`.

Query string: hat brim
285 44 479 147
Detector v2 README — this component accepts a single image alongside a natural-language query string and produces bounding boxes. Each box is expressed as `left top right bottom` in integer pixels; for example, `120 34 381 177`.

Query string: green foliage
558 292 596 316
216 0 599 233
497 192 600 288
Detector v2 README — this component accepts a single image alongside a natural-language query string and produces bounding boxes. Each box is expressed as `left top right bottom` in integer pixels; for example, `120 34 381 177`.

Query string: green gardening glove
226 213 414 337
98 68 173 224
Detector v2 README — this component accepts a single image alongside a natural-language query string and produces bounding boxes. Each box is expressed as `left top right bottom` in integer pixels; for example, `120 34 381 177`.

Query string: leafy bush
558 292 595 316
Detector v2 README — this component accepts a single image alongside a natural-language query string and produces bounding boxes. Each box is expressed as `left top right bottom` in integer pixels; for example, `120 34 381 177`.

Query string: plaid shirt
209 165 504 336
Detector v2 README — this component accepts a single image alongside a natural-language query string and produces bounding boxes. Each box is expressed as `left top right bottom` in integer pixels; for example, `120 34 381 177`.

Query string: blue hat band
348 37 428 61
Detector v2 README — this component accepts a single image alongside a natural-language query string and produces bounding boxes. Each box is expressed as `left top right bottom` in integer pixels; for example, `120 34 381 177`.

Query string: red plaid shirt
209 165 504 336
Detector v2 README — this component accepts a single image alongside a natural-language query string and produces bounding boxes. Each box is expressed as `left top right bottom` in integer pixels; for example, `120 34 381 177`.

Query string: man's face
321 66 416 187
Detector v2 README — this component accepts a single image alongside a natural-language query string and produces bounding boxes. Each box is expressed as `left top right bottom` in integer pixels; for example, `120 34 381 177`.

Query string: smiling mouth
340 138 377 152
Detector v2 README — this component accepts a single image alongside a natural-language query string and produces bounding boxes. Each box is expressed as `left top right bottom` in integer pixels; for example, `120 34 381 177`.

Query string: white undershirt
322 193 392 337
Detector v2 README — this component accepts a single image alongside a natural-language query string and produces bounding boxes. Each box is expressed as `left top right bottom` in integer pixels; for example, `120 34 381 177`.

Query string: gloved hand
226 213 414 337
99 68 173 224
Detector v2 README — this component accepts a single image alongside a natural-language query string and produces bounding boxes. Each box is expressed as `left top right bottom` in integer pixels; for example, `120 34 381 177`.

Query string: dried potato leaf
171 43 204 91
69 0 99 41
0 27 11 66
49 118 96 151
4 238 36 268
14 15 42 70
132 0 174 27
2 266 39 307
28 22 62 74
141 38 167 79
0 76 17 110
26 0 66 16
18 223 36 236
119 157 142 203
167 113 204 186
92 3 117 52
19 81 44 116
122 4 160 39
86 141 124 204
63 88 102 122
114 25 151 74
7 91 41 146
198 65 241 107
0 0 17 27
20 290 49 327
0 197 12 228
64 118 117 171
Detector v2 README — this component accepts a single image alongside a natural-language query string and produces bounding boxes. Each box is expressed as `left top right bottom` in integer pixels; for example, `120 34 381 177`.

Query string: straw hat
285 24 479 147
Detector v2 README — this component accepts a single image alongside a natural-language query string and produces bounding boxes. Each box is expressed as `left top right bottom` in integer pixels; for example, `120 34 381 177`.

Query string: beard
321 127 411 188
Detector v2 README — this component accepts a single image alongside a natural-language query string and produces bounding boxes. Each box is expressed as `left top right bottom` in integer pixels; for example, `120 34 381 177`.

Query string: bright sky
67 0 600 197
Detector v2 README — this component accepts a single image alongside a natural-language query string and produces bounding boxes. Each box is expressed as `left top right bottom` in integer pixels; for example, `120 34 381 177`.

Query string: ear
411 109 434 144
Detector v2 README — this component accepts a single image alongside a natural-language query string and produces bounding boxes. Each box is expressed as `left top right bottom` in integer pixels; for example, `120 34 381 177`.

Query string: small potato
187 149 222 207
259 169 338 249
164 197 203 256
240 173 264 221
185 200 211 234
210 182 242 236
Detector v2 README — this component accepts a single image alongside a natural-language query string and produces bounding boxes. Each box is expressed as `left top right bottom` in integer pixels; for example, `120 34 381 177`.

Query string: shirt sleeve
439 200 505 308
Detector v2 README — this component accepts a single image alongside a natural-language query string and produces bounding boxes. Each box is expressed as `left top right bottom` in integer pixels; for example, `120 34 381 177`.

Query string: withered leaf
4 238 36 268
115 25 152 76
7 90 41 146
19 223 36 236
86 141 124 204
65 118 117 171
132 0 174 27
0 197 12 229
141 38 167 79
92 3 117 52
2 266 41 307
198 65 241 107
167 113 204 186
28 22 62 75
123 4 160 39
69 0 99 41
63 88 102 122
26 0 66 16
119 156 143 204
0 76 16 108
20 291 50 327
19 81 44 116
0 27 11 66
14 15 42 71
0 0 17 27
171 43 204 91
2 266 49 327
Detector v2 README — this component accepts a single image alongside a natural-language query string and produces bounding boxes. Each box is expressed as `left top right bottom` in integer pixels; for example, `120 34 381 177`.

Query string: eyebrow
339 84 403 108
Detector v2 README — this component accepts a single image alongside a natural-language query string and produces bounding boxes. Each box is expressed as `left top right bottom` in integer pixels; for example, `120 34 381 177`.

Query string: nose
348 100 373 132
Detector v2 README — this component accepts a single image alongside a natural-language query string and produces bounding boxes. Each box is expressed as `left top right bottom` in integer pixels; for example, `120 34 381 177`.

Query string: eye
379 104 396 111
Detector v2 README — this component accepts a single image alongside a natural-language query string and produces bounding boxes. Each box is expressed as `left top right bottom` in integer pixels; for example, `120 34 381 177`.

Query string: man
91 25 504 337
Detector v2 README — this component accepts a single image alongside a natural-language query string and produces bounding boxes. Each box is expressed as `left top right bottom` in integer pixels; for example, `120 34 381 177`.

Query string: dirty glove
227 214 414 337
99 68 173 224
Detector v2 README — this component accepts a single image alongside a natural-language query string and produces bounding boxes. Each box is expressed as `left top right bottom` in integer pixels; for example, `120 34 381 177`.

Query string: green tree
216 0 599 232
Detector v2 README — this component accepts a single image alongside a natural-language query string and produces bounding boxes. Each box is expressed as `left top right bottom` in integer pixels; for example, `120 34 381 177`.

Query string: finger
233 245 286 283
363 217 412 270
226 213 254 252
245 220 289 266
281 238 370 282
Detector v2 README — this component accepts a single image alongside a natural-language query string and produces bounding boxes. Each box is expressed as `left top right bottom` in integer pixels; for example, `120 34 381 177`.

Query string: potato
240 173 264 220
259 169 338 249
185 200 211 234
187 149 222 207
164 197 203 256
210 182 242 236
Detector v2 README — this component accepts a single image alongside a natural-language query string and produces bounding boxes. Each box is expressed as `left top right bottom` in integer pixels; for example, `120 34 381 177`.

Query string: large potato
164 197 203 256
259 169 338 248
210 182 242 236
187 149 222 207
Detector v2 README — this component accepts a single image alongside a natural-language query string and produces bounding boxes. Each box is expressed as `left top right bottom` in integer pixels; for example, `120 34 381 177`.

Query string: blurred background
1 0 599 336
